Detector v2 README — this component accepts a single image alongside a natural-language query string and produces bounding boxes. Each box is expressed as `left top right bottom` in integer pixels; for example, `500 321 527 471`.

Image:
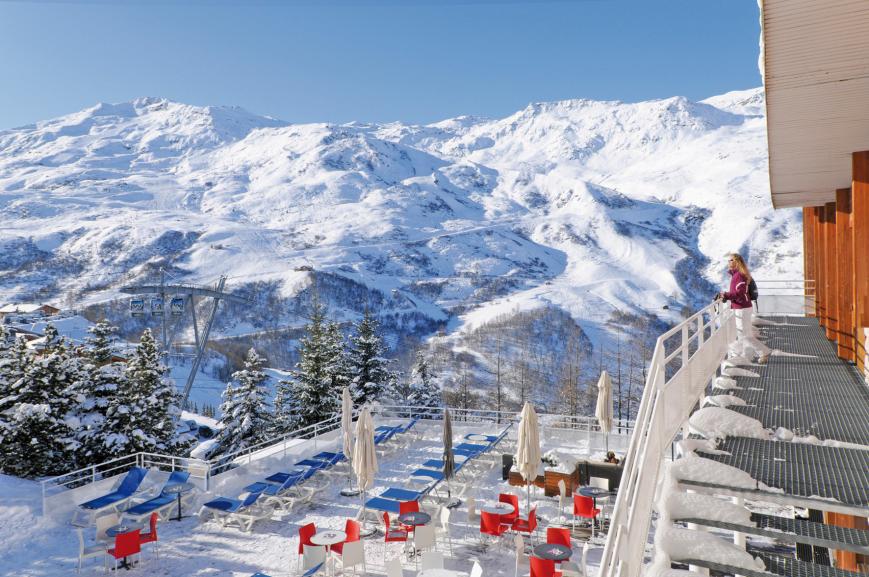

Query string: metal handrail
598 301 735 577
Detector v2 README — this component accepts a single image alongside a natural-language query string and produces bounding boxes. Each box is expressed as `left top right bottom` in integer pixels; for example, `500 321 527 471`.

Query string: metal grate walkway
682 553 865 577
711 317 869 444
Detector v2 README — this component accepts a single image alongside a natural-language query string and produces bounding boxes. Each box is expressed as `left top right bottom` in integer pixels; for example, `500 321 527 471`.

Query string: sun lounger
199 489 270 532
455 442 488 453
73 467 149 526
122 471 193 522
363 496 402 513
381 487 423 501
247 472 313 511
410 468 444 481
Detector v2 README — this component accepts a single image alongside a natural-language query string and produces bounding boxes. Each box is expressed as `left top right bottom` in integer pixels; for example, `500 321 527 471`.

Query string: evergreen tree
290 300 336 429
217 348 271 454
324 321 350 401
1 334 81 477
101 329 184 457
409 351 441 411
0 335 32 471
272 377 297 436
348 309 393 405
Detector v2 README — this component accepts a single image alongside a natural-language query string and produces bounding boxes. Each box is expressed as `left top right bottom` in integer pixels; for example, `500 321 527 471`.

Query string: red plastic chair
138 513 159 557
572 495 601 535
399 500 420 533
298 522 317 567
546 526 571 548
106 529 142 572
498 493 520 526
332 518 360 555
480 510 507 548
383 512 409 557
512 506 538 541
530 555 563 577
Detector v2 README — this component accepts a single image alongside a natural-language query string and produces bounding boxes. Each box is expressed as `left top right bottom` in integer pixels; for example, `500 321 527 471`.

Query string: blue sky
0 1 761 129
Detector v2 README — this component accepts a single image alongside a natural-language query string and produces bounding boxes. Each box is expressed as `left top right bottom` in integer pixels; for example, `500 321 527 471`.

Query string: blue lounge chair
465 433 499 443
363 496 401 514
455 442 488 453
122 470 193 522
199 490 269 532
250 472 313 511
380 487 422 501
409 468 444 481
73 467 148 526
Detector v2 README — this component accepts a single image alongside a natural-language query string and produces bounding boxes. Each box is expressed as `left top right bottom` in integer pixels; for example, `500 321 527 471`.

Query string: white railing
598 301 736 577
755 279 816 316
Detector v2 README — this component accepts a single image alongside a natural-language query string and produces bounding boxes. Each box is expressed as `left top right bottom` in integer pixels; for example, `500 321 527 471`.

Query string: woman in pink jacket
719 253 770 363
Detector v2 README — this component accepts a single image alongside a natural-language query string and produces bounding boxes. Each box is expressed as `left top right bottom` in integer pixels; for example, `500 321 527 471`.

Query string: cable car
130 298 145 317
150 297 164 316
170 297 185 316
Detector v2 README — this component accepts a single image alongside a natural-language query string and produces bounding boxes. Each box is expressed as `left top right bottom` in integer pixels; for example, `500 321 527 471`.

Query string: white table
311 529 347 577
481 502 516 516
418 570 461 577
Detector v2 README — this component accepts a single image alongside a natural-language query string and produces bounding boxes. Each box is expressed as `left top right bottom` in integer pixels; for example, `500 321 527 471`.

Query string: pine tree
101 329 184 458
409 351 441 411
348 309 393 405
217 348 271 454
272 377 297 436
290 300 336 429
0 334 31 471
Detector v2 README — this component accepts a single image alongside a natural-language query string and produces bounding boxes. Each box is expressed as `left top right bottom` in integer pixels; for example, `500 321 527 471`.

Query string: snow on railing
598 301 736 577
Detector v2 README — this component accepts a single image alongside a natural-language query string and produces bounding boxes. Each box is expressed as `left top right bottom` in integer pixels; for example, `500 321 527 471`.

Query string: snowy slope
0 89 801 351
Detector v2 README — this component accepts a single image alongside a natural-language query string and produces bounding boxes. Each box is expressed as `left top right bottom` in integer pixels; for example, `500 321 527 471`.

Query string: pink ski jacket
723 269 752 309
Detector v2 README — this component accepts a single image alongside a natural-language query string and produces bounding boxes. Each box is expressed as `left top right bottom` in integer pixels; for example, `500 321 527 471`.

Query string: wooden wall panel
825 202 838 342
816 206 828 329
803 207 818 317
853 152 869 374
836 188 855 361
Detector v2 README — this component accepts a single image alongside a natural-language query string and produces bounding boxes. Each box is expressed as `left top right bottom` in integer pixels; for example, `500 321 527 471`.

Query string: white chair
75 528 106 573
466 496 479 537
94 513 120 544
414 524 437 569
438 506 453 555
470 560 484 577
334 540 366 576
581 542 590 576
302 543 327 572
513 534 528 577
385 557 403 577
420 551 444 571
557 480 567 523
561 562 583 577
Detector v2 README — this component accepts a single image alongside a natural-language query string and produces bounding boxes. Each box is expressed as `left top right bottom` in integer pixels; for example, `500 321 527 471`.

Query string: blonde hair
729 253 752 283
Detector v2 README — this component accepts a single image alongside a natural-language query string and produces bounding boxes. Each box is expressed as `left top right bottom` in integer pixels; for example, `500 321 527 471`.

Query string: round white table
311 529 347 577
163 481 195 521
481 502 516 516
418 570 461 577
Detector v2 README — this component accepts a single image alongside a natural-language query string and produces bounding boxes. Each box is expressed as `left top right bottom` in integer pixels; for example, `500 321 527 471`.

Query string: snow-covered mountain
0 88 801 356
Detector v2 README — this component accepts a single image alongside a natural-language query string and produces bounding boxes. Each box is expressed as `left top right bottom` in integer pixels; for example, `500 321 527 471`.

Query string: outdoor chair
546 527 571 549
466 496 479 538
420 551 444 572
95 512 120 544
257 472 312 511
413 524 437 568
398 500 420 533
561 543 588 577
75 528 106 573
123 471 193 522
138 512 159 558
512 506 538 542
380 487 423 502
514 534 529 577
471 560 484 577
73 467 148 527
480 510 507 548
498 493 520 527
331 519 360 556
571 495 600 537
385 557 404 577
104 529 142 573
199 489 268 532
382 512 409 558
297 523 317 568
530 556 562 577
333 540 366 576
557 480 567 523
438 506 453 555
301 543 326 575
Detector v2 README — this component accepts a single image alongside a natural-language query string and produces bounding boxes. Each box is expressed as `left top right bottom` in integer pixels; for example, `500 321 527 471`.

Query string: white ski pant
733 307 771 359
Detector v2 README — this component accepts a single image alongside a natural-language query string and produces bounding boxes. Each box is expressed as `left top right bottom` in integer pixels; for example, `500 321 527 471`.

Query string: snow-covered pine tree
0 333 30 471
272 377 297 436
102 329 184 458
348 309 394 405
76 320 126 464
290 299 336 429
1 334 81 477
217 347 271 454
409 351 441 411
324 320 349 404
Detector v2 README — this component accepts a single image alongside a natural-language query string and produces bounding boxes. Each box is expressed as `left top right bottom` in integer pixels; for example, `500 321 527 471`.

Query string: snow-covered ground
0 422 615 577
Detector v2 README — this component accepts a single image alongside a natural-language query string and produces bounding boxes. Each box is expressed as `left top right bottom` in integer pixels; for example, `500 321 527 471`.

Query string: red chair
105 529 142 572
498 493 520 527
480 510 507 548
546 526 571 548
530 555 563 577
383 512 409 557
298 522 317 568
572 495 601 536
512 506 538 541
399 500 420 533
332 518 360 555
138 513 159 557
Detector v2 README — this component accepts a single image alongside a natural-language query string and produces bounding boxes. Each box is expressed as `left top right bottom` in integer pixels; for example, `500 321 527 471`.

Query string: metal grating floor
678 514 869 555
696 437 869 506
683 554 865 577
710 317 869 444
